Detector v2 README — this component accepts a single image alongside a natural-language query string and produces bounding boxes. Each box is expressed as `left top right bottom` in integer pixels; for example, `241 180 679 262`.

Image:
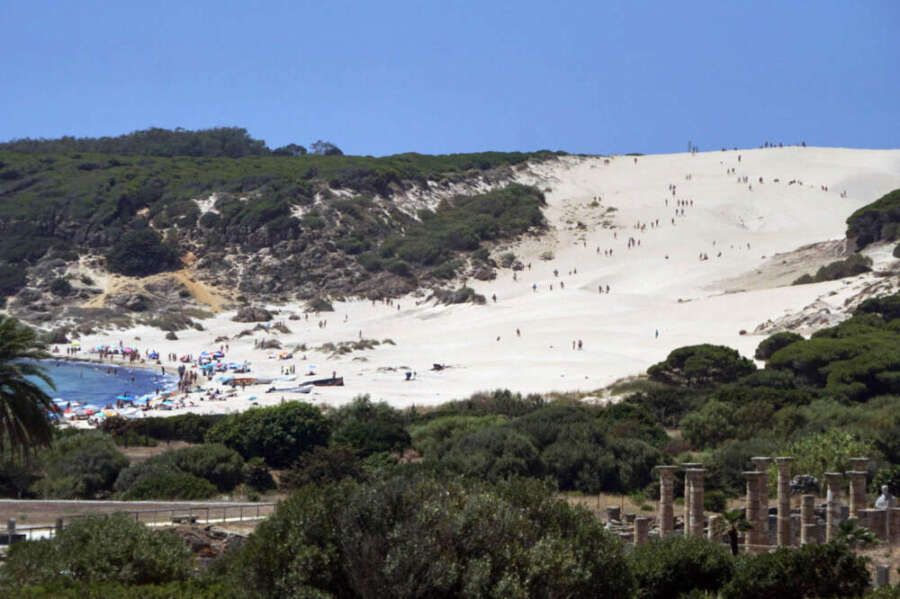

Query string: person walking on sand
533 283 537 292
655 329 659 339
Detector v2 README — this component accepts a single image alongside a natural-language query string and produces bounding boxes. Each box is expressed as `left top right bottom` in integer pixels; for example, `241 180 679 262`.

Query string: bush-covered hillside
846 188 900 249
0 128 559 308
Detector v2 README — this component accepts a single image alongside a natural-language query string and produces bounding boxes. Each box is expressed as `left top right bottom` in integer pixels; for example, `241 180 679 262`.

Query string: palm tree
718 508 752 556
0 316 56 457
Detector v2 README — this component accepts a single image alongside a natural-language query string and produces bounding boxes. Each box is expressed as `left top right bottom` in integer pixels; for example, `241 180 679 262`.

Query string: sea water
33 360 175 409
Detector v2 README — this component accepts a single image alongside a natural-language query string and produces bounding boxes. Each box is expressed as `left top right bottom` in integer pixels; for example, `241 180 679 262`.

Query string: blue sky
1 1 897 155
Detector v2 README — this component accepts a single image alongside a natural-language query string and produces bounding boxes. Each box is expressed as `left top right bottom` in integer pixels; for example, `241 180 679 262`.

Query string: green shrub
0 514 191 587
243 457 275 492
755 331 804 360
377 183 546 268
234 476 633 598
648 345 756 388
7 580 232 599
105 229 180 277
722 542 869 598
794 254 873 284
442 426 544 482
117 444 244 493
846 188 900 249
205 402 330 468
118 470 217 500
329 395 410 457
102 413 224 443
779 430 874 487
0 263 27 297
34 432 128 499
856 292 900 322
629 536 734 599
410 414 508 458
279 445 364 489
49 277 73 296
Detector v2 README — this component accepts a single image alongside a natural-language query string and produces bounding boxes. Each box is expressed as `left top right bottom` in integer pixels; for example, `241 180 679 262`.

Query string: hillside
58 145 900 409
0 129 561 326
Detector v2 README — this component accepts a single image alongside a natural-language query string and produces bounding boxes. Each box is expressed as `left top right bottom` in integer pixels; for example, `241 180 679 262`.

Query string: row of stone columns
654 456 892 550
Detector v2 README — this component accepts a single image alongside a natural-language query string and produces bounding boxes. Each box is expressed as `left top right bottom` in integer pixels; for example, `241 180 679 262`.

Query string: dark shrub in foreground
629 536 734 599
205 402 330 468
0 514 191 588
721 542 869 599
234 476 633 598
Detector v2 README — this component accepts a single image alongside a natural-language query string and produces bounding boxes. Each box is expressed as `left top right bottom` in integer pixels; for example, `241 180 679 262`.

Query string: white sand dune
78 147 900 414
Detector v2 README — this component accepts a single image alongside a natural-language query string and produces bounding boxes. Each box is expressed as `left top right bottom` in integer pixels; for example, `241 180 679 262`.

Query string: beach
63 147 900 418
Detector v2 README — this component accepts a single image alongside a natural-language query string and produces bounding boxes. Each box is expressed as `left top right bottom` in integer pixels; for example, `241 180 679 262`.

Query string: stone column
707 514 721 541
686 468 706 537
775 457 793 546
751 457 772 546
744 471 765 551
890 508 900 544
846 471 867 520
861 509 887 541
824 472 844 542
681 462 702 536
874 565 890 589
849 457 869 472
634 517 650 546
800 494 817 545
656 466 678 538
606 506 621 523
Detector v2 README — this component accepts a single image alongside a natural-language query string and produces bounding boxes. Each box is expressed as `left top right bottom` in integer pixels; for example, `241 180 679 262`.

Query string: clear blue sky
1 1 897 156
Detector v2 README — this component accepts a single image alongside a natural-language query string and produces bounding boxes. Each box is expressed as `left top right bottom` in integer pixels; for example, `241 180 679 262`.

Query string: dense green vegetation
846 188 900 249
205 402 330 468
1 514 191 588
369 183 546 276
0 128 559 300
793 253 872 285
0 488 877 598
3 290 900 595
105 228 180 276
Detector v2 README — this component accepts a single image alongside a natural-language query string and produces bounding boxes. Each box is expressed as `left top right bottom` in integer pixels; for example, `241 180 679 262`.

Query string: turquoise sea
34 360 175 409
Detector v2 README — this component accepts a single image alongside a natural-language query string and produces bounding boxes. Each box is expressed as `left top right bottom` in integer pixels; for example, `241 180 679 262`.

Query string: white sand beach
73 147 900 415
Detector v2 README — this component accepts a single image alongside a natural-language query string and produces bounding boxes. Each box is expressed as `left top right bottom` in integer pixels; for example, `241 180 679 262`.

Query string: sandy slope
76 147 900 413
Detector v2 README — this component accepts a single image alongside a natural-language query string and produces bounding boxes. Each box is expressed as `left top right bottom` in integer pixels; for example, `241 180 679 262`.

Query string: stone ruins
603 456 899 586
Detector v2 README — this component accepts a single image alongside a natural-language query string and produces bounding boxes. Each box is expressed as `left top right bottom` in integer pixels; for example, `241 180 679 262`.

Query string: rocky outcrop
232 306 273 322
